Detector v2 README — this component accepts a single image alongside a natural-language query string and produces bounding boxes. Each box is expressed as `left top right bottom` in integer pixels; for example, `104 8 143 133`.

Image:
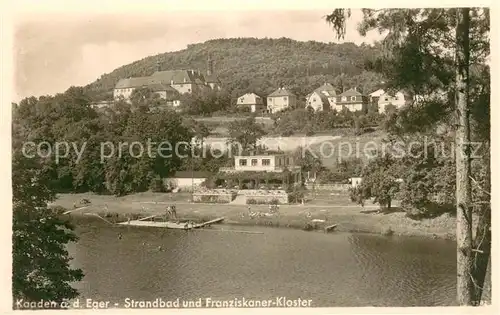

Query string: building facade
237 93 266 113
234 154 296 172
267 88 297 113
335 88 368 112
306 83 338 111
217 154 302 192
377 91 408 113
113 55 220 104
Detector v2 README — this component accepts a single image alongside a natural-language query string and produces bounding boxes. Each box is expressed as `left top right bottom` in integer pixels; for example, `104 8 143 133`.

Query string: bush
288 190 305 203
303 223 315 231
246 198 280 205
381 226 394 236
49 205 68 215
403 202 455 219
149 177 165 193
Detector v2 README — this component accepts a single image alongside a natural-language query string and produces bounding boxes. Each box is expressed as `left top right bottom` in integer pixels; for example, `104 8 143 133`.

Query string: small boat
118 216 224 230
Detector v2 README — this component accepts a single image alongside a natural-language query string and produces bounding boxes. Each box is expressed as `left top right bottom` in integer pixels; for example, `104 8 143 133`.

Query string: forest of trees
12 87 234 196
84 38 385 102
326 8 490 305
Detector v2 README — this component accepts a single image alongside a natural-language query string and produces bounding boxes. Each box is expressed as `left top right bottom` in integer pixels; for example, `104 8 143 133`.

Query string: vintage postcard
2 0 496 313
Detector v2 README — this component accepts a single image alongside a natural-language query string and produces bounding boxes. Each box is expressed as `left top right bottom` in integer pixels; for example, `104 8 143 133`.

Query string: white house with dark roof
377 91 410 113
267 87 296 113
335 88 369 112
306 83 338 111
237 93 265 113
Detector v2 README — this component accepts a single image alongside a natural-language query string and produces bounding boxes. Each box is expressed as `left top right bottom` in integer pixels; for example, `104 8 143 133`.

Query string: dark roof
268 88 295 97
314 83 337 96
115 76 154 89
115 70 209 89
307 91 329 105
147 84 178 93
339 88 363 97
173 171 212 178
204 74 220 83
151 70 205 84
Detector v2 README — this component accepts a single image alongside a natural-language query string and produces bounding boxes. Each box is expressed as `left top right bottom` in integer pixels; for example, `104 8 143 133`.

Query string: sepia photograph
7 1 494 311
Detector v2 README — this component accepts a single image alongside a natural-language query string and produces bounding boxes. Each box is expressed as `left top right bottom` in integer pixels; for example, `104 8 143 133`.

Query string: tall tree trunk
471 143 491 305
455 7 474 306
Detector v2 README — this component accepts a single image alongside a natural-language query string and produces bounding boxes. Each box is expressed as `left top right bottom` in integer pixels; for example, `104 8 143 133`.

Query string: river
68 219 459 307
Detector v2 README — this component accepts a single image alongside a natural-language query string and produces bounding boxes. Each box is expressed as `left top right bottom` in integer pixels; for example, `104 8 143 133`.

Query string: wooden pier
118 216 225 230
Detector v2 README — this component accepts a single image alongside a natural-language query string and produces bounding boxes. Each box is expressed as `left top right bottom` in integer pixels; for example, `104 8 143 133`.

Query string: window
180 84 184 88
351 96 356 101
240 98 244 103
239 159 247 166
341 96 347 101
251 159 258 166
262 159 271 166
283 96 288 101
385 97 389 101
286 158 290 165
188 89 191 92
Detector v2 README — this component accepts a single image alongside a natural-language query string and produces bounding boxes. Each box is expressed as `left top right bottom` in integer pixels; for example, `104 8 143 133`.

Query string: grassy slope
55 191 455 240
84 38 382 100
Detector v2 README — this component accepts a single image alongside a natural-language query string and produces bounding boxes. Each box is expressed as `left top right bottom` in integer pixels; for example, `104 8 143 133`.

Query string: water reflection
69 221 457 307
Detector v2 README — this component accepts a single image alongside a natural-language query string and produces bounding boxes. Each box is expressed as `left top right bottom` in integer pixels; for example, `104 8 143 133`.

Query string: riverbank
53 192 457 240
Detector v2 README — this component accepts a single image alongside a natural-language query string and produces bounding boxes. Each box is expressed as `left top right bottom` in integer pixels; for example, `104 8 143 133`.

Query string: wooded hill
84 37 384 102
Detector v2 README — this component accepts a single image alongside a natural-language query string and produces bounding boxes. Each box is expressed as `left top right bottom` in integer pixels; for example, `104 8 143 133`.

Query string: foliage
12 148 83 305
293 146 323 173
227 117 266 152
350 154 401 209
272 108 384 136
84 38 384 103
326 8 490 304
288 190 305 203
391 136 456 218
246 198 281 205
13 86 194 196
317 158 364 184
179 89 231 115
193 195 232 204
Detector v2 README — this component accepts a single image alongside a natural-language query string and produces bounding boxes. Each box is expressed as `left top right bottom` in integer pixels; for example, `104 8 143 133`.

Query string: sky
13 8 383 101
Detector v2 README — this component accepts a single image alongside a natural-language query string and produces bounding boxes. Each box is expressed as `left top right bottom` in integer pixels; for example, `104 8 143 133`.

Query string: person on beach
165 206 171 221
171 206 177 220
